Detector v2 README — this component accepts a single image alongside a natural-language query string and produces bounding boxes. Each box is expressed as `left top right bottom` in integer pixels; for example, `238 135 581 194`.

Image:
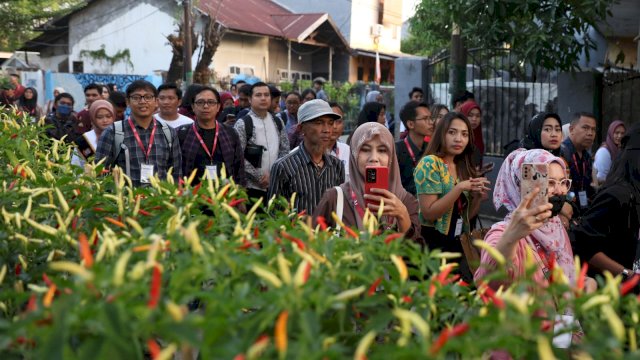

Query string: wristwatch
621 268 631 281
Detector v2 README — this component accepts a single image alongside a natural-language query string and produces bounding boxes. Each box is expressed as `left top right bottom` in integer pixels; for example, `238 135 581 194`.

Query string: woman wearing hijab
573 123 640 280
313 122 421 242
474 149 577 287
594 120 626 185
357 102 386 127
521 112 563 156
71 100 115 167
17 87 42 120
460 101 484 167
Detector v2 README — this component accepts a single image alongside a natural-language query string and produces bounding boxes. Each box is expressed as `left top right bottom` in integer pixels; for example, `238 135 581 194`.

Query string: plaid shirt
95 118 182 187
177 121 247 186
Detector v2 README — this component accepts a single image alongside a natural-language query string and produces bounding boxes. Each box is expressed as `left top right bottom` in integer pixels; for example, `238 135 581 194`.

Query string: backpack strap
111 120 131 178
335 186 344 232
157 119 173 150
242 114 254 142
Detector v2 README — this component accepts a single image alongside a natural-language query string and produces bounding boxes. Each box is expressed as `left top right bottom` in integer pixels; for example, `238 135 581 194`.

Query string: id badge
578 191 588 208
206 165 218 180
454 218 463 237
140 164 154 184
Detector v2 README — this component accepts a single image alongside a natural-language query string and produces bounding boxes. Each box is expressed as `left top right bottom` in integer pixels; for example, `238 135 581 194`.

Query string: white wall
68 0 189 75
349 0 402 53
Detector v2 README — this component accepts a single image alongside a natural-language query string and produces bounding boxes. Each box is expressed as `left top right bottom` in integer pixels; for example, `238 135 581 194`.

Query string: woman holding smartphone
414 113 489 275
313 122 421 241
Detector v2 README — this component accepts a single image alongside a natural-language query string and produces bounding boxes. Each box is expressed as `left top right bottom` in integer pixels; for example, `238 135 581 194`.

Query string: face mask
57 104 72 116
549 195 565 217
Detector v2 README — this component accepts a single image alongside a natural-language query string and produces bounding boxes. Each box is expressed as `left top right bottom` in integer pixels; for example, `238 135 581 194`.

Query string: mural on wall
73 73 146 92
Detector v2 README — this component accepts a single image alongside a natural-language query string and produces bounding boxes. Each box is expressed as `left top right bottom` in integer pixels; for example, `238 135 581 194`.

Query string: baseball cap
297 99 342 124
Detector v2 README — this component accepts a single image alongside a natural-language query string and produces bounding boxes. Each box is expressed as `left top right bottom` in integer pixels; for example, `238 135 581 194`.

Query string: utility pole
449 23 466 109
183 0 193 86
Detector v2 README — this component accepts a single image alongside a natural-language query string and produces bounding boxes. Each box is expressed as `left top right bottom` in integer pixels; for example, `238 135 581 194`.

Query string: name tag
454 218 463 237
140 164 154 183
206 165 218 180
578 191 588 208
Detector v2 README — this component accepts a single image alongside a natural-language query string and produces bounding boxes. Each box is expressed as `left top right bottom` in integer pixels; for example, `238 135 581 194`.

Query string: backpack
241 113 284 141
111 119 173 176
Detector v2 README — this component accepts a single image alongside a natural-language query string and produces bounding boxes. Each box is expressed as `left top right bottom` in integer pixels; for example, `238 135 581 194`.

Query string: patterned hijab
492 148 575 284
342 122 408 229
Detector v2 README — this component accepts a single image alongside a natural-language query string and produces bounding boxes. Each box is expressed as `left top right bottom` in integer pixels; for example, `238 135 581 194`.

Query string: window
377 0 384 25
73 61 84 73
357 67 364 80
229 66 241 75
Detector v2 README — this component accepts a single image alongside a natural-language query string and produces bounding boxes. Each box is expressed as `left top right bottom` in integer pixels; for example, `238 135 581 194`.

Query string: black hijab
357 102 385 127
520 112 562 156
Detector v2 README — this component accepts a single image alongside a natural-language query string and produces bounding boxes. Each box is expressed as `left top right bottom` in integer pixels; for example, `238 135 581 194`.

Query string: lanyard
572 153 587 190
404 137 417 166
351 190 365 219
128 117 157 163
333 143 339 157
529 237 552 280
192 123 219 163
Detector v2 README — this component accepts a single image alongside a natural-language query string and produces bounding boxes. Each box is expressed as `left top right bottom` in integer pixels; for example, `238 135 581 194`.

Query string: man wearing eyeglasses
95 80 182 187
235 82 290 204
177 86 246 187
395 101 432 196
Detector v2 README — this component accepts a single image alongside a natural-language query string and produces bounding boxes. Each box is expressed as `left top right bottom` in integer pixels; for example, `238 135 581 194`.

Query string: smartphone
364 166 389 207
521 163 549 208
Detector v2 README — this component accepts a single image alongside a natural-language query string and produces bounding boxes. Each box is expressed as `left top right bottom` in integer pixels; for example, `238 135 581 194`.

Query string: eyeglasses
194 100 219 107
415 116 434 122
129 94 155 103
548 178 572 191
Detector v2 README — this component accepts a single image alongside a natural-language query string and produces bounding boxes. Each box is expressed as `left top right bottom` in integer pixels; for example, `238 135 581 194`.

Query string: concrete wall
267 39 313 83
68 0 182 75
393 57 430 135
556 72 599 125
213 32 269 82
349 0 402 54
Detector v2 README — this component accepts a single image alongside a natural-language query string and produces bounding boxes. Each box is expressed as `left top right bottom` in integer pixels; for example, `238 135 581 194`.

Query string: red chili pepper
540 320 553 332
138 209 151 216
436 264 454 284
147 266 162 309
71 216 78 230
92 207 104 212
233 355 246 360
42 273 53 287
302 262 311 284
204 219 214 233
482 286 505 309
367 277 382 296
576 263 588 291
15 263 21 276
450 323 470 337
229 198 246 207
281 231 306 250
10 133 17 139
429 283 437 297
239 238 259 251
8 179 17 191
297 210 307 218
78 233 94 268
275 236 282 244
430 323 469 355
344 226 359 239
191 183 201 196
458 280 470 287
147 338 161 359
201 195 214 204
253 226 259 238
621 274 640 296
25 294 37 313
401 295 413 303
316 216 328 231
384 232 403 245
15 336 36 347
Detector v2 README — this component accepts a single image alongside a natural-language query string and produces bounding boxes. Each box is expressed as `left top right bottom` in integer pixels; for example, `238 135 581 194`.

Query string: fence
601 66 640 141
427 48 558 156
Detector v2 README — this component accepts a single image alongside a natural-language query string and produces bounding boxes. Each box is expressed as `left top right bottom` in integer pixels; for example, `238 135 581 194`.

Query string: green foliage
0 111 638 359
407 0 616 71
80 45 134 71
0 0 82 51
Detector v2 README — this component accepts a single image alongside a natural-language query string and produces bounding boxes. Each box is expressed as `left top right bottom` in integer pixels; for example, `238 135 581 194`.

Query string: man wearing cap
313 77 328 102
0 82 16 108
268 99 344 214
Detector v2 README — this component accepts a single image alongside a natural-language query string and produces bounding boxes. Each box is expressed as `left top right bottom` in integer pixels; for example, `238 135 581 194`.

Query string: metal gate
601 67 640 140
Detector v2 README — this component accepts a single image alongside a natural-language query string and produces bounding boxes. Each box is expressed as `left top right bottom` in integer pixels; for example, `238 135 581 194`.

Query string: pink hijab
492 148 575 284
343 122 408 229
602 120 625 160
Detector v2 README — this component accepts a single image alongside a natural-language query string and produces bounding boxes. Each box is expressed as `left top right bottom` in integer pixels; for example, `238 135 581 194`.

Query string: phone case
520 163 549 208
364 166 389 207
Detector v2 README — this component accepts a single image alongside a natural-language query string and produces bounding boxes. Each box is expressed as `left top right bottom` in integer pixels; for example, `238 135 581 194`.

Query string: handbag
459 217 490 273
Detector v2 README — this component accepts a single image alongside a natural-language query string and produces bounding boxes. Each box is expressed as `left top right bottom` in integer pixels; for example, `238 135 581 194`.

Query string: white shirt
155 113 194 128
594 147 612 183
71 130 98 168
249 110 280 189
330 141 350 179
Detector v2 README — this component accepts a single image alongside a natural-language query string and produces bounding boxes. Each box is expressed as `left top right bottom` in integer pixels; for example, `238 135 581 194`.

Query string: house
22 0 350 83
274 0 405 83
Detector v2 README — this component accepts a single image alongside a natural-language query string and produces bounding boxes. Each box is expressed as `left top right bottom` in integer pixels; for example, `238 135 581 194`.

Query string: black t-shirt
193 128 225 184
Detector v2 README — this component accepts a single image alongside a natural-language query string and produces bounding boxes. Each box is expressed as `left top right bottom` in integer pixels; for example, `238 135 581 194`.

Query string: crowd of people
2 74 638 294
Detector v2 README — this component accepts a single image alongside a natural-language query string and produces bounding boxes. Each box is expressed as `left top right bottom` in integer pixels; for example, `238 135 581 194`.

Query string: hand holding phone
364 166 389 207
520 163 549 208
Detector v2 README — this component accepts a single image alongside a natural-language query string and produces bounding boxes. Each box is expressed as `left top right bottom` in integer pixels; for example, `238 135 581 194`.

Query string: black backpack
241 113 284 168
241 112 284 140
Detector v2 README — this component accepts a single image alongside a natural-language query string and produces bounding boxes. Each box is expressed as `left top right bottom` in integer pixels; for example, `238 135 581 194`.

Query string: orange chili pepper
78 233 94 268
147 338 161 359
105 217 126 228
576 263 588 291
274 310 289 355
191 183 201 196
43 284 57 308
384 232 403 245
281 230 306 250
367 277 382 296
147 266 162 309
344 226 359 239
301 262 311 284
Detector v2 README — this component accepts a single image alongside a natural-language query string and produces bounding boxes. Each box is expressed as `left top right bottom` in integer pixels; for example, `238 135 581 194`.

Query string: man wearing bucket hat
268 99 345 214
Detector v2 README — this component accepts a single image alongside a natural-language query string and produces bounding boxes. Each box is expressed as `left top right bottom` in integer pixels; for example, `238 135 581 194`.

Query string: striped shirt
268 144 345 214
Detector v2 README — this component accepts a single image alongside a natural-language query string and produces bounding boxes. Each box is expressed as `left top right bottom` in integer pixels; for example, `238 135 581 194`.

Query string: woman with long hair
17 87 42 120
414 112 489 277
313 122 421 241
594 120 626 185
429 103 449 128
573 123 640 279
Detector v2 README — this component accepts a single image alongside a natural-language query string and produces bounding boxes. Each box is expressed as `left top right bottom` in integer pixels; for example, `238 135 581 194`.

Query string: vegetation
0 110 638 359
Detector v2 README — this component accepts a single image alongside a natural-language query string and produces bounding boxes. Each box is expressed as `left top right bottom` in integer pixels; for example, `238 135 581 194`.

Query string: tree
166 24 198 84
406 0 616 71
192 15 226 85
0 0 82 51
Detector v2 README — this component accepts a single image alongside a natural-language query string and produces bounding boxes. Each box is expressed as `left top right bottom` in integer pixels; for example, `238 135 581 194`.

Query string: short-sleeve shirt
414 155 470 235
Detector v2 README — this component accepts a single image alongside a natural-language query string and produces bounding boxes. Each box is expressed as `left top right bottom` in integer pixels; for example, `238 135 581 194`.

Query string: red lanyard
351 190 365 219
192 123 219 163
572 153 587 190
128 117 157 163
404 137 417 165
529 237 552 279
